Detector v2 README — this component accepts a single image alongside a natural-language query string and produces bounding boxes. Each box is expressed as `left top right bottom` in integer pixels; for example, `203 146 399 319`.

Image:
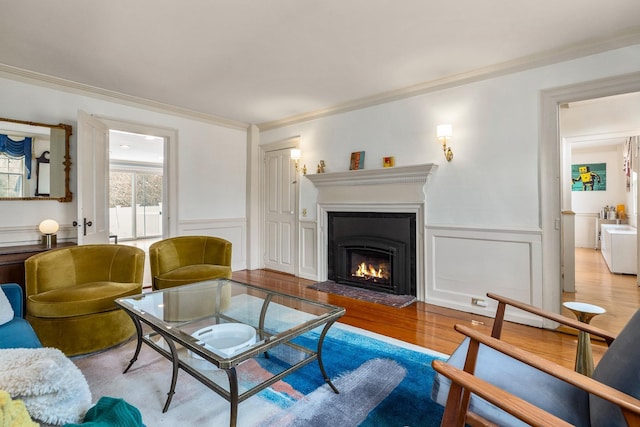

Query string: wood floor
232 247 639 370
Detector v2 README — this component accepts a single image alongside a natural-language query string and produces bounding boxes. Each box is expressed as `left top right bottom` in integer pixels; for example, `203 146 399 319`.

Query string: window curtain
0 134 32 178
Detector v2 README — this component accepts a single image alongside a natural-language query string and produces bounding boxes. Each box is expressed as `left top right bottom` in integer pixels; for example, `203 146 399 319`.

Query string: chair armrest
487 292 616 345
432 360 574 427
455 324 640 423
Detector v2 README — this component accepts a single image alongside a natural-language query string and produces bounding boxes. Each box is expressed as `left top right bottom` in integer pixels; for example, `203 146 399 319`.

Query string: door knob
72 218 93 236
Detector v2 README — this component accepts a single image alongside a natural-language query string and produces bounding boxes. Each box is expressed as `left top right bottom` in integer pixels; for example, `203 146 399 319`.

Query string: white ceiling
109 130 164 164
1 1 640 127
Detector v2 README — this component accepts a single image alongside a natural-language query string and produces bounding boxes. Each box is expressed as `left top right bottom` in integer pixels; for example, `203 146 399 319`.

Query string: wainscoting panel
299 220 317 280
0 225 75 247
426 225 543 326
178 218 247 271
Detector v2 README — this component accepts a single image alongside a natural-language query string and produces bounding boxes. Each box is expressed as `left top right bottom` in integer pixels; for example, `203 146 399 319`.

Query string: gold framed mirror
0 117 72 202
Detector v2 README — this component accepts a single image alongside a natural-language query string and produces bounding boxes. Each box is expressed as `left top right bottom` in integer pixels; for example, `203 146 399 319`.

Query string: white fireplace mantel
305 163 437 187
306 163 437 301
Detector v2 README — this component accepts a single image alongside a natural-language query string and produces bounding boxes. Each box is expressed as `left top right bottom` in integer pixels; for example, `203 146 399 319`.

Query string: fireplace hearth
328 212 416 296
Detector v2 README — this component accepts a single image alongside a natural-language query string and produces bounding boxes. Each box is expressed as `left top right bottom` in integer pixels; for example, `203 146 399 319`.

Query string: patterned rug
308 281 416 308
72 323 446 426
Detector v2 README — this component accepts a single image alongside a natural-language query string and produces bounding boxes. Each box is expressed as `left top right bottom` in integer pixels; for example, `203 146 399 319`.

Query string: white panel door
76 111 109 244
263 148 297 274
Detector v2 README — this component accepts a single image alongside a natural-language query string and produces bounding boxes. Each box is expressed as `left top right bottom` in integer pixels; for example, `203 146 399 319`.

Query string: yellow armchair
149 236 232 290
25 244 145 356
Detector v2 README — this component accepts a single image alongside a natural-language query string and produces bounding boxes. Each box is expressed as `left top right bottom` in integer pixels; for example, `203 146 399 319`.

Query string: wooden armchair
431 293 640 426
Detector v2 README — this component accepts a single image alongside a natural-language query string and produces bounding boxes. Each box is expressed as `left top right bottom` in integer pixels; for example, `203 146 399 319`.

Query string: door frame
541 71 640 326
96 115 178 238
260 136 300 275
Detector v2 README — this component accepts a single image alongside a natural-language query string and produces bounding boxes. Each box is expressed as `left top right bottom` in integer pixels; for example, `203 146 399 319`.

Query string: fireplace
328 212 416 296
306 163 436 301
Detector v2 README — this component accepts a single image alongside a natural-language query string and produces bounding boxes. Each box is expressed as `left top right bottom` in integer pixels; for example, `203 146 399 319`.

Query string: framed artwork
383 156 395 168
350 151 365 170
571 162 606 191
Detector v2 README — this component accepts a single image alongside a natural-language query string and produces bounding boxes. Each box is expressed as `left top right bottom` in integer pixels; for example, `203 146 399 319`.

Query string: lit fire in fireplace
353 262 390 281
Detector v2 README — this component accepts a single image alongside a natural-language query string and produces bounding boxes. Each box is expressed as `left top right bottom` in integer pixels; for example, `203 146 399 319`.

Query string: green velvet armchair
149 236 232 290
25 244 145 356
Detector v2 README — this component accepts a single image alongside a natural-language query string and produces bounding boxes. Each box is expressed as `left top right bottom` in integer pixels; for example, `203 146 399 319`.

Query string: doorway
261 138 299 275
108 129 166 288
547 75 640 329
109 130 164 242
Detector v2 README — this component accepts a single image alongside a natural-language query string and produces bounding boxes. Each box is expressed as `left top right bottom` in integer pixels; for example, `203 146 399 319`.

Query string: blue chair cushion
0 317 42 348
431 337 591 427
590 309 640 427
0 284 42 349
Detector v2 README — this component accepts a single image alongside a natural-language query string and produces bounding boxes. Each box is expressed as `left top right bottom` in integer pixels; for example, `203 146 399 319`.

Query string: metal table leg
317 320 340 394
123 312 143 374
162 338 180 412
226 367 239 427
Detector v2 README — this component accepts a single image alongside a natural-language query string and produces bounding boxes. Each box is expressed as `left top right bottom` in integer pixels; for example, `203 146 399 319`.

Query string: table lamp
39 219 59 248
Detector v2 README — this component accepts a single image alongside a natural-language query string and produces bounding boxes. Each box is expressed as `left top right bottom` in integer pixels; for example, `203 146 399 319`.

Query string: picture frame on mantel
350 151 365 170
383 156 395 168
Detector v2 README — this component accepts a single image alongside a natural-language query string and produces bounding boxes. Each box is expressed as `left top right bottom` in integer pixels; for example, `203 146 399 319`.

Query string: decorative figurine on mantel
317 160 326 173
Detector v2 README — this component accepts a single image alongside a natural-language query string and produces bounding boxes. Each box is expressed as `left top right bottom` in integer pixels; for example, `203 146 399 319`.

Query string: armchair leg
491 301 507 338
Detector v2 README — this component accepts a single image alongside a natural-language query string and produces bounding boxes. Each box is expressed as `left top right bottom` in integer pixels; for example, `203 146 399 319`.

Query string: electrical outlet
471 298 488 307
302 208 307 217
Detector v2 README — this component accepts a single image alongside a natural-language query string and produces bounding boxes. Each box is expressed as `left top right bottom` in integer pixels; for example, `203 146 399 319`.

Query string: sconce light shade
290 148 304 174
39 219 59 234
437 124 453 162
437 124 452 139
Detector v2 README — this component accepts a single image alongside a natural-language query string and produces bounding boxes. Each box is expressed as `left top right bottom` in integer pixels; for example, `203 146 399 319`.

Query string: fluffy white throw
0 347 92 425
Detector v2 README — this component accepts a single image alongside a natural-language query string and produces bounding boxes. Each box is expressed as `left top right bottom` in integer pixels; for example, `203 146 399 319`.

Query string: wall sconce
290 149 306 174
437 124 453 162
39 219 59 248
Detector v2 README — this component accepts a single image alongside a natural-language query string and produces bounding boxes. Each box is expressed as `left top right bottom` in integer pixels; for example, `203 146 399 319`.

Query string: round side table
563 301 606 377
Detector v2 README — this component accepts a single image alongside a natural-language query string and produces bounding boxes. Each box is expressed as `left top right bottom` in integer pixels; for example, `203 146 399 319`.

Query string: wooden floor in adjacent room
232 247 639 370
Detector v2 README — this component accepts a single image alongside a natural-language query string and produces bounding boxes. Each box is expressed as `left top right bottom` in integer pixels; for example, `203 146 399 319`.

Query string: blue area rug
256 324 447 426
74 318 447 426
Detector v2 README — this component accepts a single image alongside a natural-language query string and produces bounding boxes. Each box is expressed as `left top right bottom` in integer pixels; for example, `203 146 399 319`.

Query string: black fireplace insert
328 212 416 296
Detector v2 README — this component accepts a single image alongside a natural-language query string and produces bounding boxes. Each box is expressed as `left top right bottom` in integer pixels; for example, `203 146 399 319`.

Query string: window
0 153 26 197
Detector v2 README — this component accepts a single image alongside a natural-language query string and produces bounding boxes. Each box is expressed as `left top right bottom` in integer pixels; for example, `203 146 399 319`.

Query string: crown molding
2 26 639 133
0 64 250 131
258 27 640 131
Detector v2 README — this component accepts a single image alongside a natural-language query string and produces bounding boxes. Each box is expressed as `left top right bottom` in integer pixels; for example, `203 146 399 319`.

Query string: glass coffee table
115 279 345 427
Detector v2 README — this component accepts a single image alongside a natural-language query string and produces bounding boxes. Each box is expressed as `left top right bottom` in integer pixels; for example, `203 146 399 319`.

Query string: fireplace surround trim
309 164 435 302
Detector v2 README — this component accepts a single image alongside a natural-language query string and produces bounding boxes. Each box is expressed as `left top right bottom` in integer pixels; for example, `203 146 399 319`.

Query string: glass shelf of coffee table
116 278 345 427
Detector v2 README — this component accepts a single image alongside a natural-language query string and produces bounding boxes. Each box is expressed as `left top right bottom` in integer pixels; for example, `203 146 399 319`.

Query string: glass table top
116 279 345 368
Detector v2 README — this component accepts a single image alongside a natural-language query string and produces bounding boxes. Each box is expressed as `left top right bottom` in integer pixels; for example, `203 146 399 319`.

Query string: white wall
258 44 640 320
0 76 249 269
571 145 627 248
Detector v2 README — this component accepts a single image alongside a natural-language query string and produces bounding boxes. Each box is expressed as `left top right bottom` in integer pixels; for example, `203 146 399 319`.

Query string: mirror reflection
0 118 72 201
